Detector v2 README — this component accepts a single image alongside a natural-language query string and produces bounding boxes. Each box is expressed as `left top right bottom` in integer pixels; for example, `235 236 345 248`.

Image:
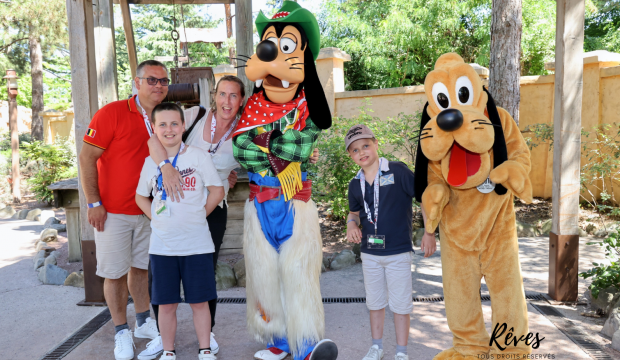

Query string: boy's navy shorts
150 253 217 305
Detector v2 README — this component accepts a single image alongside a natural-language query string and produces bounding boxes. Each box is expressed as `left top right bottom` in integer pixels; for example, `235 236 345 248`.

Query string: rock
413 228 425 247
579 228 588 237
595 229 609 238
48 223 67 232
40 228 58 243
0 205 15 219
233 259 246 288
17 209 30 219
44 251 57 266
38 210 55 224
26 208 42 221
330 250 356 270
603 309 620 337
44 217 61 227
516 221 539 237
323 256 331 269
35 241 53 252
64 271 85 288
612 329 620 351
0 202 5 210
32 249 54 270
352 243 361 258
38 264 69 285
34 215 41 222
321 262 327 273
586 223 597 235
215 261 236 291
587 287 620 313
540 219 553 236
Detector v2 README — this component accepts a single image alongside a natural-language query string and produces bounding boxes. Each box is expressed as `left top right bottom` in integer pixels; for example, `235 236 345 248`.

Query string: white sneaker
362 345 383 360
114 329 136 360
158 350 176 359
135 318 159 340
198 349 216 359
394 353 408 360
210 332 219 355
254 348 288 360
138 335 163 360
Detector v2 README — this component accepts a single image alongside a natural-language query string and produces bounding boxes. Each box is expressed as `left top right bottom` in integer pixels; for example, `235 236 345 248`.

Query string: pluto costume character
232 2 337 360
414 53 533 359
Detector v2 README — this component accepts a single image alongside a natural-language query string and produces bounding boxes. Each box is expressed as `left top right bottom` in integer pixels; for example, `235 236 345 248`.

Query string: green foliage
584 0 620 54
580 231 620 298
0 74 32 107
313 100 420 220
21 138 76 204
0 131 32 151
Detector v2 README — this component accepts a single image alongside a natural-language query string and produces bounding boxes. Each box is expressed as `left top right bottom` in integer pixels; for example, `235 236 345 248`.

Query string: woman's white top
184 107 240 208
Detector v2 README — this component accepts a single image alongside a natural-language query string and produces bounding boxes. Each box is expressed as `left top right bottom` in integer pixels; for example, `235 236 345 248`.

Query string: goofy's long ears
304 48 332 130
414 102 431 202
483 87 508 196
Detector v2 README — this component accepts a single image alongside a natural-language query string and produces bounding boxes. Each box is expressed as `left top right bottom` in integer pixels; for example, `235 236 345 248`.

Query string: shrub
0 131 32 151
21 137 77 204
580 231 620 299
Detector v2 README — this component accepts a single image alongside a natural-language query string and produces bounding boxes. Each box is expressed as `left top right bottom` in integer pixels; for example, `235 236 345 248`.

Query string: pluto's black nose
436 109 463 132
256 40 278 62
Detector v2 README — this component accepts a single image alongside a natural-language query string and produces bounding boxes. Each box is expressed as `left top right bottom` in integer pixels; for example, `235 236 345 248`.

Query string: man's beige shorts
94 213 151 279
361 251 413 314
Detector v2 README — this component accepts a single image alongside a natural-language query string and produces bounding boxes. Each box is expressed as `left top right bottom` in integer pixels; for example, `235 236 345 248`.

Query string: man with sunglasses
79 60 170 360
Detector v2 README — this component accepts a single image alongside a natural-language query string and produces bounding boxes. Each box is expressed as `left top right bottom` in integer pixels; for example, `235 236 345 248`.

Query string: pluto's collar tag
477 177 495 194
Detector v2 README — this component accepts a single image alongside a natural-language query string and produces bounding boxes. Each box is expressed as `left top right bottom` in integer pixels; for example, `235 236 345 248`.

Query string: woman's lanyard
209 114 239 154
157 143 185 201
134 95 153 137
359 159 382 235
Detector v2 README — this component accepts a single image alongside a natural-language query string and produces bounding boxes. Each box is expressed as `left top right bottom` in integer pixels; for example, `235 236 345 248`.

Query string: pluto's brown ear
483 87 508 196
414 102 431 202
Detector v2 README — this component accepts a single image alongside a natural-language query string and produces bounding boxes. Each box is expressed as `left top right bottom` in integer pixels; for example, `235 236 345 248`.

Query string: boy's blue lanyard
157 143 185 201
359 158 382 235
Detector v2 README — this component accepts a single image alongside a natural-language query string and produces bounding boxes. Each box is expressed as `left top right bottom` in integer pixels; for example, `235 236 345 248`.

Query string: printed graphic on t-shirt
181 167 198 191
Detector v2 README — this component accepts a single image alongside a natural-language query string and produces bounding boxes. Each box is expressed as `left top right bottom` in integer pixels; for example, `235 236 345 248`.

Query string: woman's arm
205 186 225 217
135 194 152 219
148 135 185 202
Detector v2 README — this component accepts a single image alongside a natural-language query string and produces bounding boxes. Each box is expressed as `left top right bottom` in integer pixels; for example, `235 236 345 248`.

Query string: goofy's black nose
436 109 463 132
256 40 278 62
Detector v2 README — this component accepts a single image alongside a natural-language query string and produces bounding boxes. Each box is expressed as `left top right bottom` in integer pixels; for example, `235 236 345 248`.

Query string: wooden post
94 0 119 106
8 90 20 203
120 0 138 80
549 0 585 302
234 0 254 97
225 4 234 66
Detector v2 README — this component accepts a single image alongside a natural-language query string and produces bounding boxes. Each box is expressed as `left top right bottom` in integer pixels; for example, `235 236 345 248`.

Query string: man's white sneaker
198 349 217 360
138 335 163 360
158 350 176 359
394 353 408 360
254 348 288 360
362 345 384 360
114 329 135 360
210 332 219 355
135 318 159 340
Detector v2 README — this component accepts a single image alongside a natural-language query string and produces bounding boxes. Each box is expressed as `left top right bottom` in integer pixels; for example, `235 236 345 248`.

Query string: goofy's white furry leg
278 199 325 358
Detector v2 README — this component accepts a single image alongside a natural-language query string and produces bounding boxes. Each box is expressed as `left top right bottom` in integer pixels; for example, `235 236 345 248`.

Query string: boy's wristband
158 159 171 168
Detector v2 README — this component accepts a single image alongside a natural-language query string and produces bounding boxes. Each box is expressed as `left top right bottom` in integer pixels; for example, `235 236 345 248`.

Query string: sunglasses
139 77 170 86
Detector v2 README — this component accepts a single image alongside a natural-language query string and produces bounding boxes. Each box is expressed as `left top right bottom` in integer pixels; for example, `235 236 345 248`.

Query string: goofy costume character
232 2 338 360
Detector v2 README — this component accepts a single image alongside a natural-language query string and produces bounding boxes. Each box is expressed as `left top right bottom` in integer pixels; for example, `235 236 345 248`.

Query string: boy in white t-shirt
135 102 225 360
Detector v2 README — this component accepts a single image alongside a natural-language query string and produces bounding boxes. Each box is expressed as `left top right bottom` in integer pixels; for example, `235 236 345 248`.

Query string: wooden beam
225 4 234 65
113 0 233 4
94 0 119 106
120 0 138 80
549 0 585 302
234 0 254 97
65 0 98 243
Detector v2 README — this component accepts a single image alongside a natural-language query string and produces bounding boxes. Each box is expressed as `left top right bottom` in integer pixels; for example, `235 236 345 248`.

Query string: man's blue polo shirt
348 158 415 256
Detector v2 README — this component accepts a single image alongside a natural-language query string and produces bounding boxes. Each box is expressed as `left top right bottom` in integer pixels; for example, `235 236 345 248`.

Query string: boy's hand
420 232 437 257
347 221 362 243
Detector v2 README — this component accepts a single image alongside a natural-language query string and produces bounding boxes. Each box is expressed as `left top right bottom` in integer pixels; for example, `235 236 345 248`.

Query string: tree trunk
30 35 44 141
225 4 235 66
489 0 522 125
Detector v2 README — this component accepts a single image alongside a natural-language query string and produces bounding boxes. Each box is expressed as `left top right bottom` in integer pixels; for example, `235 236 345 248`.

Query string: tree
0 0 68 140
489 0 522 125
584 0 620 53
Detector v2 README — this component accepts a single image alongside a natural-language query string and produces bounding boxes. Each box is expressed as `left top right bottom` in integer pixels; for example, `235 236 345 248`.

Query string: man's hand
88 205 107 232
161 163 184 202
228 170 238 189
420 231 437 257
309 148 319 164
347 221 362 243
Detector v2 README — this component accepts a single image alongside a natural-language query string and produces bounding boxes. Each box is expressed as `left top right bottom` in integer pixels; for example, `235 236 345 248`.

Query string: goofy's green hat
255 1 321 61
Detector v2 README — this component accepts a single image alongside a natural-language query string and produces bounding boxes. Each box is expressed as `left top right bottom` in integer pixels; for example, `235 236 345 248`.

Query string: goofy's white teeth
282 80 289 89
256 79 263 87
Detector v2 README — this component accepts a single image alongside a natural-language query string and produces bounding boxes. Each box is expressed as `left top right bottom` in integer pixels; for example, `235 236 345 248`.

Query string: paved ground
1 213 616 360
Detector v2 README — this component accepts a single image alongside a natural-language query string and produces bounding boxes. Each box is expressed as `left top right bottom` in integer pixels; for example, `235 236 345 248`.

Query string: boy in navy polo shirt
345 124 436 360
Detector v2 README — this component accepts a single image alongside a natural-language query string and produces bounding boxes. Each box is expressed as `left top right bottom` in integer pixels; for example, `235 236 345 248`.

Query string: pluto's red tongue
447 143 481 187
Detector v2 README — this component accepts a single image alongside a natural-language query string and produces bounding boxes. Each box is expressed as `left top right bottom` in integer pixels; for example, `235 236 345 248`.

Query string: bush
0 131 32 151
313 100 421 220
21 137 77 204
580 231 620 299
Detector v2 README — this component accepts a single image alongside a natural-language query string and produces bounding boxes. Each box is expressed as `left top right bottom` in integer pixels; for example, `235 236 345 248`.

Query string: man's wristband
347 219 358 226
88 201 102 208
158 159 171 168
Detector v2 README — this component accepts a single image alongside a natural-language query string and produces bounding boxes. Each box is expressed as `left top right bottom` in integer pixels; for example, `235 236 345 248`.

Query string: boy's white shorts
361 251 413 314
